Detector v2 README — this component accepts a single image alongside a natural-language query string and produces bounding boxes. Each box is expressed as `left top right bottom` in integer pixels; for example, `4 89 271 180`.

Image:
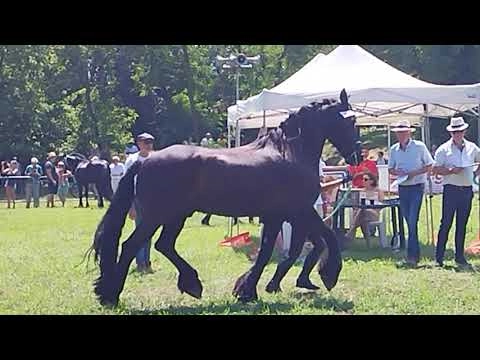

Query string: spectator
125 143 139 155
109 155 125 194
0 161 8 187
348 144 378 188
125 132 156 274
314 158 327 217
200 132 215 148
3 160 19 208
389 120 433 267
433 117 480 268
25 157 43 208
45 152 58 208
56 161 72 207
376 151 387 165
345 172 385 243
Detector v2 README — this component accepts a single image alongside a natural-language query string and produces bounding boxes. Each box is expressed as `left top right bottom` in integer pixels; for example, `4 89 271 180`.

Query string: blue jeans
398 184 424 261
134 200 152 267
436 185 473 263
25 182 41 208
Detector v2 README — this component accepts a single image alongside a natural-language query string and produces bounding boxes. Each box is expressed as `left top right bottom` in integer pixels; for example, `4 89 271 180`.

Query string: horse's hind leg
306 207 342 291
265 219 308 294
111 222 160 303
295 233 326 290
233 218 283 303
153 217 203 299
96 221 160 306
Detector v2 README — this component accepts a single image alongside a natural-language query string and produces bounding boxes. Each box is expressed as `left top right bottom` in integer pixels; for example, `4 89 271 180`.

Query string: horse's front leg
98 194 104 208
78 185 84 208
233 217 283 303
265 217 309 293
85 185 90 208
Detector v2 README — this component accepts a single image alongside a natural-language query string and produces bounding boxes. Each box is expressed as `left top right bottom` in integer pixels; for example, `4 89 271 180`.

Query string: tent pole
227 124 231 149
477 103 480 146
235 119 241 147
387 124 391 195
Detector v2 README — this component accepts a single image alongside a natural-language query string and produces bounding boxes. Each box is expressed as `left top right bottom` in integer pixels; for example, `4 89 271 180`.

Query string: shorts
48 182 58 195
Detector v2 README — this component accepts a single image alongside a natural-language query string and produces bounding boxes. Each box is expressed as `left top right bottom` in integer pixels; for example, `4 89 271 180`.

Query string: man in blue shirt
389 120 434 267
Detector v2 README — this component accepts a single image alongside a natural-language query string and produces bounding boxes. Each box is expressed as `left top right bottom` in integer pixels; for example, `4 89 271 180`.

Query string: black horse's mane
252 98 339 152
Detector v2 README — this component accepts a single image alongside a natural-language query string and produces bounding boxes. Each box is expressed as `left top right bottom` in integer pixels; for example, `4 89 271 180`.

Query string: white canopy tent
227 45 480 149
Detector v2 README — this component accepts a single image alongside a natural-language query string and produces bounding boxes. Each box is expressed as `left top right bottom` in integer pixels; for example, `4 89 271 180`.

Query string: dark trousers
436 184 473 263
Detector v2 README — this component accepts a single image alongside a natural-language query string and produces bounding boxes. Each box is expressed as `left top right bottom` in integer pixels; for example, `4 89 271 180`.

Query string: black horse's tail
90 160 142 278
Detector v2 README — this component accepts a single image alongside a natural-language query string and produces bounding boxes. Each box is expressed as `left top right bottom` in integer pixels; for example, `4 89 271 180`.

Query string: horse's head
65 155 81 172
281 89 361 166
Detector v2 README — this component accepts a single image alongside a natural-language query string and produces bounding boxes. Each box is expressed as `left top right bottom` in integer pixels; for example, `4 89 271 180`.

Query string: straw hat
391 119 416 132
446 117 469 132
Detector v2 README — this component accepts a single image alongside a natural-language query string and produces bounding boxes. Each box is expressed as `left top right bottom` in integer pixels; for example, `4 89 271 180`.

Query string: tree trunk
181 45 200 141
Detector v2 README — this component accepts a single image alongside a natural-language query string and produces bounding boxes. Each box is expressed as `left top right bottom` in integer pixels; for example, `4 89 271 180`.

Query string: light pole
215 53 261 148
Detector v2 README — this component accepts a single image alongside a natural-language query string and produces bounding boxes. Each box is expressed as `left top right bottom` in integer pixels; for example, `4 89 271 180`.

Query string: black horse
65 153 113 208
91 89 360 306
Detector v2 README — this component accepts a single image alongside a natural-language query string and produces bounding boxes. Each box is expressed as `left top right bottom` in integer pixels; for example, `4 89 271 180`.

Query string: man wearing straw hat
433 117 480 268
389 120 434 267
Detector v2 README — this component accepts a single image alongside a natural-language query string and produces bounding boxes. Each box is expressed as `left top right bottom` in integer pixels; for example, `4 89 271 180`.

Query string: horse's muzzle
346 141 362 165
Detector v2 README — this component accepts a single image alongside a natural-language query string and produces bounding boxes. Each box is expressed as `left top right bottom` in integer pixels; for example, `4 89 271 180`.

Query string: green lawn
1 196 480 315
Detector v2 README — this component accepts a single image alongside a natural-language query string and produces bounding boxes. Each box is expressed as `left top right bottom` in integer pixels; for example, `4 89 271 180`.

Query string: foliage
2 45 480 163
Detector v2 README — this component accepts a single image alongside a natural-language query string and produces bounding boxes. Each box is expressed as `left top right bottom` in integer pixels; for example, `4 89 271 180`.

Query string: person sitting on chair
345 171 385 244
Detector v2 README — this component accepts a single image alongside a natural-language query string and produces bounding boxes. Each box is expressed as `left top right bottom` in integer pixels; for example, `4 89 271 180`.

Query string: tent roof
228 45 480 129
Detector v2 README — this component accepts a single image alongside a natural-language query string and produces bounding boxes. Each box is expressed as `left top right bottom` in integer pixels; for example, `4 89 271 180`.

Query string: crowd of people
0 149 131 209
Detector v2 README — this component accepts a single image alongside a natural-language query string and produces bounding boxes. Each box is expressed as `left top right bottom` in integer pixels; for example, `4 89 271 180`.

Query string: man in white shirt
388 120 434 267
125 132 155 274
433 117 480 268
109 156 125 194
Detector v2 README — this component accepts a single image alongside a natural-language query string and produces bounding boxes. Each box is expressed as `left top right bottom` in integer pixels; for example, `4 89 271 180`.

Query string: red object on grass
220 232 251 247
466 239 480 256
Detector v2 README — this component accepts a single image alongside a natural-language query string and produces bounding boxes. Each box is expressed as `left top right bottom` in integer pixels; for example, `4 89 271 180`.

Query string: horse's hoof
236 291 258 303
265 281 282 294
296 277 320 291
99 298 118 309
178 273 203 299
319 264 342 291
233 277 258 302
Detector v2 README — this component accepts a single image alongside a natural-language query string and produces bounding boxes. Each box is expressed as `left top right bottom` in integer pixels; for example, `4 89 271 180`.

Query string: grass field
1 196 480 315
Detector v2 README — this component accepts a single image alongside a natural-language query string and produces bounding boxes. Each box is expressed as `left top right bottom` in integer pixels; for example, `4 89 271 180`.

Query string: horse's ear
340 89 348 104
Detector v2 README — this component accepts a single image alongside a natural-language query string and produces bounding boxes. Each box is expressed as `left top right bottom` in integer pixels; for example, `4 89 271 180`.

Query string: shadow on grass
120 292 354 315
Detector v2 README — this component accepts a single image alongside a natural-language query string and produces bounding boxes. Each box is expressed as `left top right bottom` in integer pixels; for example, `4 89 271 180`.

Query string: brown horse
91 89 360 306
